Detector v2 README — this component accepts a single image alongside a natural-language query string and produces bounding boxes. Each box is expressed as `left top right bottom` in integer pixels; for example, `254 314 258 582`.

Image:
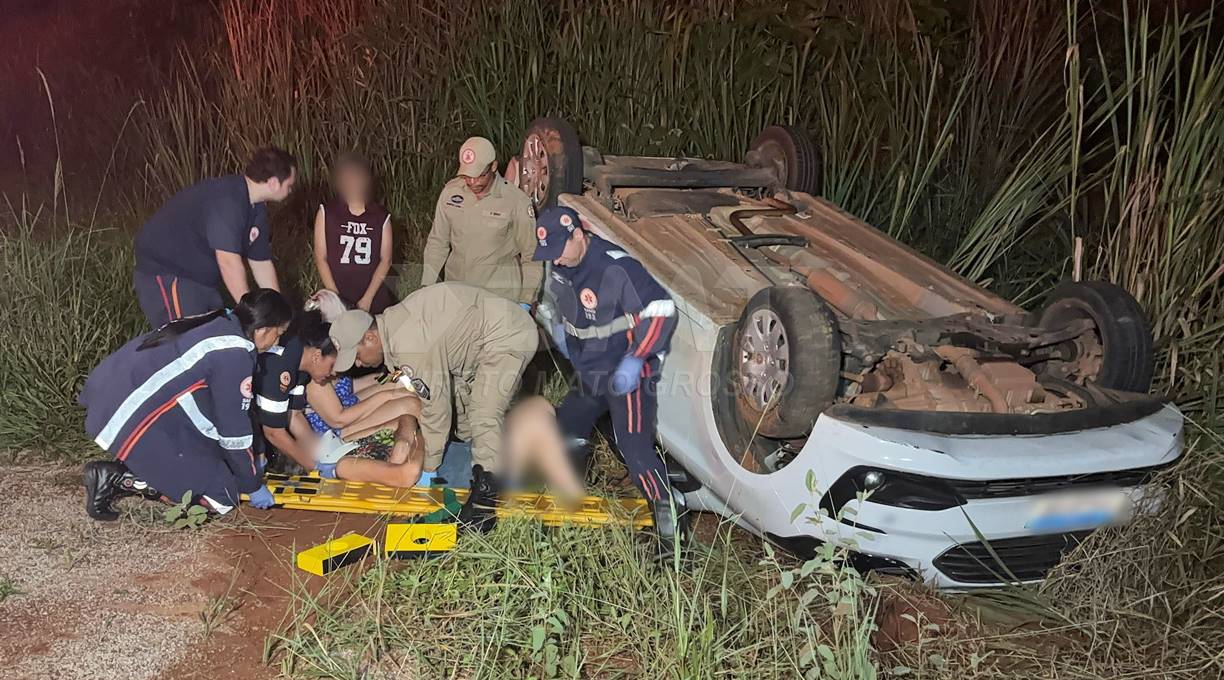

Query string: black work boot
650 491 691 567
117 469 163 501
83 461 135 521
458 465 502 534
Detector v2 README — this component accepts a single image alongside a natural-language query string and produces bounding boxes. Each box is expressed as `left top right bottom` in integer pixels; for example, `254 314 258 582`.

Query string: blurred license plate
1026 488 1132 532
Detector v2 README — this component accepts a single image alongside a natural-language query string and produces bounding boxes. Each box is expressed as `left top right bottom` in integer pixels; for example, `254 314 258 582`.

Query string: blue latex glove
520 302 533 312
609 355 646 396
317 462 338 479
416 470 437 487
551 324 570 359
248 485 276 509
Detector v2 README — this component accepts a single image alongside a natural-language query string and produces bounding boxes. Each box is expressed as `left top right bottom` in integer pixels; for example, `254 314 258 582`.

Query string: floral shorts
305 377 392 461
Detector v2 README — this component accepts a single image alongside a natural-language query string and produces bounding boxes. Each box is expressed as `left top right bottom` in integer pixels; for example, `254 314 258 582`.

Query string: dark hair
138 288 294 351
288 309 337 357
244 147 297 183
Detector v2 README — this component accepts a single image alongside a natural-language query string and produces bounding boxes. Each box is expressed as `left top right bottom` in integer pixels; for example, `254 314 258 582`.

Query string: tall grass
268 516 879 679
0 207 145 455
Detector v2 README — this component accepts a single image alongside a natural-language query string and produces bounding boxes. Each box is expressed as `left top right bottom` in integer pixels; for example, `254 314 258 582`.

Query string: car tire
520 117 584 208
1036 281 1154 392
733 286 842 439
746 125 821 195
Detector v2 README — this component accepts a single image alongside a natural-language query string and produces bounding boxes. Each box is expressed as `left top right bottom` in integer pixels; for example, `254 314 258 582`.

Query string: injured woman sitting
253 308 427 487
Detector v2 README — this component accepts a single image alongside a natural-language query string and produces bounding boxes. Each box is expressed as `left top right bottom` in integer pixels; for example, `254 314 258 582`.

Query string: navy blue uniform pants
117 409 249 512
134 271 224 329
556 370 670 503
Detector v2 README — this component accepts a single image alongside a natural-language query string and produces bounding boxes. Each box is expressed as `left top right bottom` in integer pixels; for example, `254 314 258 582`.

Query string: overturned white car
513 118 1183 587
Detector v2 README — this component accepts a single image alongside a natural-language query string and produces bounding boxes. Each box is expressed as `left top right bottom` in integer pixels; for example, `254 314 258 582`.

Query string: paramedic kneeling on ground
79 289 294 520
328 282 539 531
532 206 686 562
251 310 427 487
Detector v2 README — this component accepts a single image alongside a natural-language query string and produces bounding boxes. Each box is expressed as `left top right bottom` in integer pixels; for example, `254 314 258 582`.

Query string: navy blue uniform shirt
79 314 262 493
251 336 309 436
549 235 677 392
134 175 271 287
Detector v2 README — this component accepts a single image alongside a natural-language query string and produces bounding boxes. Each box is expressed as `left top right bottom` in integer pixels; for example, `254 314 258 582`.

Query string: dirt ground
0 464 377 680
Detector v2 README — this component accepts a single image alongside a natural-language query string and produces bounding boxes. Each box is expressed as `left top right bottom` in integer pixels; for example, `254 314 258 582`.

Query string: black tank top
322 199 393 311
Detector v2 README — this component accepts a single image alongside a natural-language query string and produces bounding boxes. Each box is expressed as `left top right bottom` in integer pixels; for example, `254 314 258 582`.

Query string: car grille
947 465 1163 500
934 531 1091 583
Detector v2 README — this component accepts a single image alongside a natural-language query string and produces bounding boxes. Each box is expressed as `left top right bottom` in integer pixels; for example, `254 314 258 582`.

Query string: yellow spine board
295 532 374 576
248 474 653 529
385 523 457 558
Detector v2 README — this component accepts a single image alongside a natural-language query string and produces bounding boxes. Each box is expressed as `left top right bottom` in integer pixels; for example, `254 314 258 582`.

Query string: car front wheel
732 286 842 439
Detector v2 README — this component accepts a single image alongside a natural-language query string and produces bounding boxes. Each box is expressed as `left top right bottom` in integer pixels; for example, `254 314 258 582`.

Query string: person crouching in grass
312 152 397 314
79 289 294 519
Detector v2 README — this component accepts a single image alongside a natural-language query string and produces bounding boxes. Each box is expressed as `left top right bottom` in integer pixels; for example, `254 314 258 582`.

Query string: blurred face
553 229 588 267
301 347 338 383
265 168 297 203
253 323 290 353
463 162 498 196
354 329 384 368
335 164 372 205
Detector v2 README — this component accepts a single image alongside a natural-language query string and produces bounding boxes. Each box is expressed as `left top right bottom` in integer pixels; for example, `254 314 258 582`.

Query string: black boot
650 491 690 567
117 469 163 501
83 461 135 521
458 465 501 534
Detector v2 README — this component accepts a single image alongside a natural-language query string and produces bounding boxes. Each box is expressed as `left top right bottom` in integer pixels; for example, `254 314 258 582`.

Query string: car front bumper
680 401 1183 588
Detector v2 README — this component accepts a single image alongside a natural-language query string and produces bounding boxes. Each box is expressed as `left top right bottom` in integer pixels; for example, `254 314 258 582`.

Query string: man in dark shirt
133 147 297 328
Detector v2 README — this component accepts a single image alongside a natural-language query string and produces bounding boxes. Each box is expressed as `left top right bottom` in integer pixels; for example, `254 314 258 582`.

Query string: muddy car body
512 119 1183 587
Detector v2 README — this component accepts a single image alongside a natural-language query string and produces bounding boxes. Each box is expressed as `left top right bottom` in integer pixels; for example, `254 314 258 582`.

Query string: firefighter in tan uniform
328 282 538 531
420 136 543 305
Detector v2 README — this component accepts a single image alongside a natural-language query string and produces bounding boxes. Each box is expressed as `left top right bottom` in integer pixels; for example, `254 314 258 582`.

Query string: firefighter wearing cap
531 205 686 562
328 282 539 531
420 137 542 305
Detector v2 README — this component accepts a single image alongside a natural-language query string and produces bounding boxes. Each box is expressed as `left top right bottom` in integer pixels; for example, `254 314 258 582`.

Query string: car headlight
820 466 966 517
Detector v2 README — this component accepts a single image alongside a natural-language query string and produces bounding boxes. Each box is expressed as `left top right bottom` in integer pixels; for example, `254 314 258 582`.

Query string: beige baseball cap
457 136 496 177
329 309 374 372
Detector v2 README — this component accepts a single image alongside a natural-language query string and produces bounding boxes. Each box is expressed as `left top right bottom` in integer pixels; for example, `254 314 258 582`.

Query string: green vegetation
163 490 211 530
1 0 1221 677
269 516 879 679
0 576 20 604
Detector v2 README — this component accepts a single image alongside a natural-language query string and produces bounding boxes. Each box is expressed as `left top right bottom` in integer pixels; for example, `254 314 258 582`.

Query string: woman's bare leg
335 415 425 487
505 397 585 501
341 395 420 441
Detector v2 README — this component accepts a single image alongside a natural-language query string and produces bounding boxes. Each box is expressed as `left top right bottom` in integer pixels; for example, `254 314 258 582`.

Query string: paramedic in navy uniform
78 289 294 520
531 206 687 562
132 147 297 328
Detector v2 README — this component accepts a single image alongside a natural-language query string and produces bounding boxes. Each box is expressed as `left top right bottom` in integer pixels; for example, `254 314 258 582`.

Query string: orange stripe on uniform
116 380 207 461
635 382 642 433
170 277 182 320
634 317 664 357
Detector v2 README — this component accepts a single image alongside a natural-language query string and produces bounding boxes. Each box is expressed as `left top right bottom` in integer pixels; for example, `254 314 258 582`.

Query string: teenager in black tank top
312 153 396 314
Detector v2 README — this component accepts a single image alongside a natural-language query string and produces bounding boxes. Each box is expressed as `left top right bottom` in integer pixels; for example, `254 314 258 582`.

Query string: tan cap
329 309 374 372
457 136 496 177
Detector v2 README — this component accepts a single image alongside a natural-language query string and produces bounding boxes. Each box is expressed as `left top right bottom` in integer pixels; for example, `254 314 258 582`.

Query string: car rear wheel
519 117 584 209
745 125 821 195
733 286 842 439
1036 281 1154 392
